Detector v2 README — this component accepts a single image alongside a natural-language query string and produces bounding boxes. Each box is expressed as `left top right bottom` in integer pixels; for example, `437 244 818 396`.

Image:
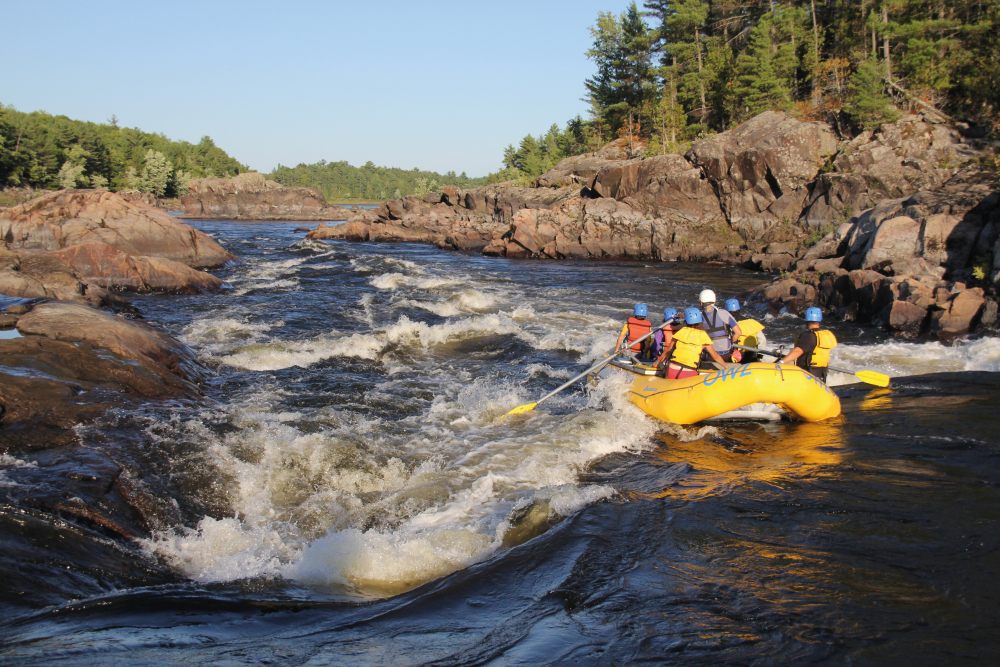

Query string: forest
0 105 244 196
501 0 998 181
268 161 489 202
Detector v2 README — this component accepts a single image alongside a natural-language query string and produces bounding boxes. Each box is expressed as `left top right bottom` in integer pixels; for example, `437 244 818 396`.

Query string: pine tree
844 57 900 129
727 14 793 122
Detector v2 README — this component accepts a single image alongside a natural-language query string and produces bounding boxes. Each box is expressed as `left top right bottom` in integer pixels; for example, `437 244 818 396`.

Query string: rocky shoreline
0 190 229 543
307 111 997 339
179 172 353 221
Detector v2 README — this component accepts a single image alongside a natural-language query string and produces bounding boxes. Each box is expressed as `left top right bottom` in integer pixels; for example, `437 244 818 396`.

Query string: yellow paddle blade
854 370 890 388
506 402 538 416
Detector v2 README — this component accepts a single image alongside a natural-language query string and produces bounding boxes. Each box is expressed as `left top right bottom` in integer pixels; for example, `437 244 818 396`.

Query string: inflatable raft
609 359 841 424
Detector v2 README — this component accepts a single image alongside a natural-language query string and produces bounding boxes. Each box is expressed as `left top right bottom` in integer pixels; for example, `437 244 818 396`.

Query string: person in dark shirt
781 306 838 381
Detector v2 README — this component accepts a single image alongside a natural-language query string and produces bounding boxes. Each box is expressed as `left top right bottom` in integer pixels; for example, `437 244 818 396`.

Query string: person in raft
780 306 838 382
651 307 682 361
725 298 767 363
658 307 730 379
615 303 655 362
698 289 742 366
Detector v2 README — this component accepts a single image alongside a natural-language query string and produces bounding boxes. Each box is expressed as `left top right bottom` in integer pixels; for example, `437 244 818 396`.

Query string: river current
2 221 999 664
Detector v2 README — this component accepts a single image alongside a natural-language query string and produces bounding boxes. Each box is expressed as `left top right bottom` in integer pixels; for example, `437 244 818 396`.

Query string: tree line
501 0 997 181
268 160 490 202
0 104 245 196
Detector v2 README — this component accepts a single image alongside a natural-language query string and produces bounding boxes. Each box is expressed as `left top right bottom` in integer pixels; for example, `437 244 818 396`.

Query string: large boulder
842 167 998 279
0 189 233 267
181 172 353 221
1 302 201 449
48 243 223 292
590 153 727 227
14 302 200 390
686 111 838 237
801 114 975 226
0 246 116 306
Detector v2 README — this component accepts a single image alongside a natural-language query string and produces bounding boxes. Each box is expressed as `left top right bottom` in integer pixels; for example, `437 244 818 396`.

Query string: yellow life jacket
809 329 837 368
735 318 765 347
670 326 711 369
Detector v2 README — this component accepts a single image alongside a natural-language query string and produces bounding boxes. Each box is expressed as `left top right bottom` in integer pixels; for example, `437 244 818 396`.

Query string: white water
146 238 1000 597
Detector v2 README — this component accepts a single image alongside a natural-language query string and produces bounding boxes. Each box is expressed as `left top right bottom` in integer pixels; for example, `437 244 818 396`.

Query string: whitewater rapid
135 234 1000 597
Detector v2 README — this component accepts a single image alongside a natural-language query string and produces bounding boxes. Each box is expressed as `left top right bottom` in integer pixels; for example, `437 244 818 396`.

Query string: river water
2 221 999 664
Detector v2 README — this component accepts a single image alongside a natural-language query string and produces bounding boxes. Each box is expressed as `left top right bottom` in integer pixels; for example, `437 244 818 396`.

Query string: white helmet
698 289 716 304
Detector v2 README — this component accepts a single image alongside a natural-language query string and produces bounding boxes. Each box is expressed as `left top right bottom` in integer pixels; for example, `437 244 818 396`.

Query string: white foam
221 332 383 370
0 454 37 488
834 337 1000 377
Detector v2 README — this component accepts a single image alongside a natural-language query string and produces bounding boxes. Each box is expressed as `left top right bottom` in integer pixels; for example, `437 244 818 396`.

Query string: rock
686 110 838 237
934 287 985 337
0 250 117 307
440 186 460 205
537 154 622 188
802 114 975 226
0 189 233 267
0 313 17 328
761 277 817 313
15 302 200 390
48 243 223 292
861 215 921 272
1 302 201 451
180 172 352 221
888 300 928 336
591 153 727 226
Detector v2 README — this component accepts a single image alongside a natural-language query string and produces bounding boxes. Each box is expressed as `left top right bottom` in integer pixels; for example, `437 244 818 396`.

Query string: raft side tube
626 362 841 425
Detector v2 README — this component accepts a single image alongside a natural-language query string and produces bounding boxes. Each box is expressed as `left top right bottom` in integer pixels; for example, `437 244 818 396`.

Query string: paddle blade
506 402 538 416
855 370 890 388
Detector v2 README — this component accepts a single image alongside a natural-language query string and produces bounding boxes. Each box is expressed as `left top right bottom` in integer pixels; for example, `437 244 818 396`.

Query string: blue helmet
725 298 740 312
633 303 649 317
663 307 678 322
684 307 703 325
804 306 823 322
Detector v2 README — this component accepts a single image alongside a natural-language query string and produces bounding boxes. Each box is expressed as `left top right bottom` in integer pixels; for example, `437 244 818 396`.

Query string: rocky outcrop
801 115 975 227
308 110 994 339
0 189 230 297
311 111 938 266
0 301 202 447
686 110 839 236
1 189 232 267
754 167 998 339
180 172 353 221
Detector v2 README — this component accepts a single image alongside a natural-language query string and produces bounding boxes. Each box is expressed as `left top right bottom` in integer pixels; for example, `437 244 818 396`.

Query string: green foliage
268 160 487 202
844 58 900 129
138 149 172 196
528 0 999 171
499 119 592 181
0 104 244 195
585 3 656 136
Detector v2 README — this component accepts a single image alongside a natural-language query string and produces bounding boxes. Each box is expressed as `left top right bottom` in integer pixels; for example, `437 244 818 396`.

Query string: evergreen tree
727 13 794 122
844 57 900 129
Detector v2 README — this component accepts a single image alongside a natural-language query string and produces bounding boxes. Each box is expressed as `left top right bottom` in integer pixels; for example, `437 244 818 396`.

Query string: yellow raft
614 360 841 425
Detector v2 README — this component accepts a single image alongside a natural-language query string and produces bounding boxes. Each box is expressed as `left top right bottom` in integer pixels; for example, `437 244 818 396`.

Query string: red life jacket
626 316 652 353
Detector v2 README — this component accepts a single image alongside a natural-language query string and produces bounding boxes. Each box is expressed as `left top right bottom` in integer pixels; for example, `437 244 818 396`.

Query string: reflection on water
635 419 847 501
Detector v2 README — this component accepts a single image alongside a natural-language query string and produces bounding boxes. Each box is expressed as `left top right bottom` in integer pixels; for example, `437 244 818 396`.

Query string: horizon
2 0 624 178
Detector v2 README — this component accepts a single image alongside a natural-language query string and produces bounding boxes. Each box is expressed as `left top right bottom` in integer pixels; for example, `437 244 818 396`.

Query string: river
1 220 998 664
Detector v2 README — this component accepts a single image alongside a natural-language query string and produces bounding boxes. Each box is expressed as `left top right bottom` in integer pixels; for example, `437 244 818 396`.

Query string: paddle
506 322 669 416
734 344 890 388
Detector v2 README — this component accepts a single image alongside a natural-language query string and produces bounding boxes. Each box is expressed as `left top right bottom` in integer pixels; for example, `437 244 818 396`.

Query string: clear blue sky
1 0 628 177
